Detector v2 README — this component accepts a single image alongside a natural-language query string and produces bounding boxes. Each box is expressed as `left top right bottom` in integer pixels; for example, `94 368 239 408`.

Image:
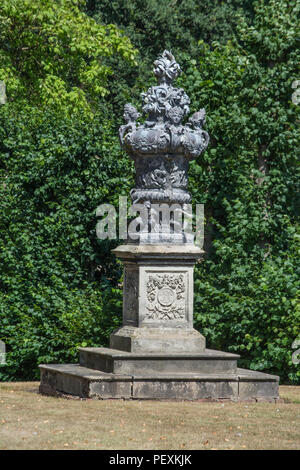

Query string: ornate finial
119 51 209 207
119 50 209 158
153 50 181 85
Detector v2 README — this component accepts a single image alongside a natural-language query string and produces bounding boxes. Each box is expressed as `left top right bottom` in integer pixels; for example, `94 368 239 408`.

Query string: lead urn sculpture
39 52 279 401
119 50 209 211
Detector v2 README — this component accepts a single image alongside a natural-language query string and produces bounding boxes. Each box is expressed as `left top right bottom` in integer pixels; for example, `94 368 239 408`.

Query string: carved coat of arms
145 273 186 320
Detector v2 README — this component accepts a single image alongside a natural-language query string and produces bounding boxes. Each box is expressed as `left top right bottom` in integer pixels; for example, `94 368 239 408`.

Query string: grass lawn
0 382 299 450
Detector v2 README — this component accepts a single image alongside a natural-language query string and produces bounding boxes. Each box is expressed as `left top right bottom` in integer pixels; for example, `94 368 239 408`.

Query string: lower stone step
78 347 239 375
39 363 279 401
39 364 132 399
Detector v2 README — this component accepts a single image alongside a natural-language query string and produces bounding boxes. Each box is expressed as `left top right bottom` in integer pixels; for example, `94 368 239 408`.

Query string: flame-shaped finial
153 50 181 85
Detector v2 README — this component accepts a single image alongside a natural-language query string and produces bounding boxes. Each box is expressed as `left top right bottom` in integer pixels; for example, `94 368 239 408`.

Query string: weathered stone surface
119 262 196 330
111 244 205 352
89 380 132 399
39 364 132 399
79 347 239 375
112 243 204 261
110 326 205 353
39 364 279 401
237 368 279 400
132 377 238 400
0 81 7 105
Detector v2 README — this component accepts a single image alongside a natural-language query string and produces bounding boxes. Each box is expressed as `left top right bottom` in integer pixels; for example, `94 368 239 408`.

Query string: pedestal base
39 347 279 402
39 245 279 401
110 326 205 353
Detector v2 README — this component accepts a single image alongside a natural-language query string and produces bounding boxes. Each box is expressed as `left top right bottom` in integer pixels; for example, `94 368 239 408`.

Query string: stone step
39 363 132 399
130 368 279 401
39 363 279 401
78 346 240 375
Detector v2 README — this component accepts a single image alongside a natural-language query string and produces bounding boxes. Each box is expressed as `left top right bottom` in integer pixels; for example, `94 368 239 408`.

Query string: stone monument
39 51 279 401
0 81 7 105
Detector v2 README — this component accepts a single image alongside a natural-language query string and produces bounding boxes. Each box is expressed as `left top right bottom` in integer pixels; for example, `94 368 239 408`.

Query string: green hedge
0 0 299 383
0 109 130 380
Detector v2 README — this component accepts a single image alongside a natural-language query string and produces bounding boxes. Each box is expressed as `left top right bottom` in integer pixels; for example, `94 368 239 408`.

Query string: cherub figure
182 108 209 156
187 109 206 129
119 103 141 147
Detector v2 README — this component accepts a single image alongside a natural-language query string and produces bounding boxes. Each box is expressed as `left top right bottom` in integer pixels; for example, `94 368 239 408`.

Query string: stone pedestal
39 50 279 402
110 244 205 353
39 243 279 402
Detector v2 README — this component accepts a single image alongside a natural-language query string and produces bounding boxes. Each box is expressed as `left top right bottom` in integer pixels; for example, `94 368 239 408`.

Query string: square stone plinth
111 244 205 352
110 325 205 353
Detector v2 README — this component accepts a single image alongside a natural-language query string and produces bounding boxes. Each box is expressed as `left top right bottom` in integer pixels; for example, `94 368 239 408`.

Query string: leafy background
0 0 299 383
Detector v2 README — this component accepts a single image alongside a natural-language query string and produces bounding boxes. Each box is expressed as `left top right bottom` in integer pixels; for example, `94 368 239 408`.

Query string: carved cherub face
167 106 184 125
123 104 140 123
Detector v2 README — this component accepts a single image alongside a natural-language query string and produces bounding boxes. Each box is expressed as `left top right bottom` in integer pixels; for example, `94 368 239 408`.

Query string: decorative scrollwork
145 273 186 321
119 50 209 160
119 50 209 210
153 50 181 85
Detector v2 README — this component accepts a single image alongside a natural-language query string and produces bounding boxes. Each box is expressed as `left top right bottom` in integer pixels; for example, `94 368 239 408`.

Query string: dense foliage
182 0 300 382
183 1 300 382
0 0 137 115
0 108 131 380
85 0 254 57
0 0 299 382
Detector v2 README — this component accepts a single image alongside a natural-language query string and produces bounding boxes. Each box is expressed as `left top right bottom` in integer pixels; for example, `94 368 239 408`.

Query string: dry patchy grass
0 382 299 450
